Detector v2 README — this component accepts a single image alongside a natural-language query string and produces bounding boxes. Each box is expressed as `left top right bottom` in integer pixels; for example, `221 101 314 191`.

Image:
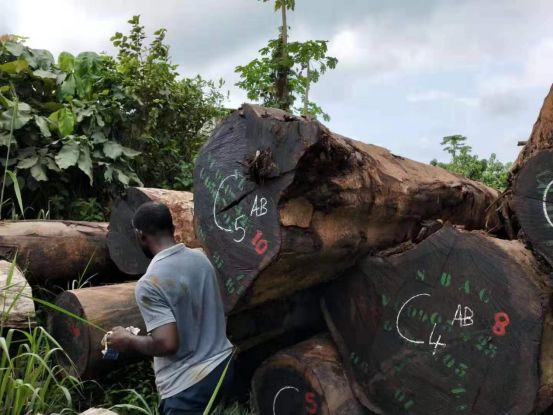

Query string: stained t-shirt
135 244 233 399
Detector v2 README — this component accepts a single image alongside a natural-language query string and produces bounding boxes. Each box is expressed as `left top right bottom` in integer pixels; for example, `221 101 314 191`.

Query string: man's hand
107 323 179 357
107 326 134 352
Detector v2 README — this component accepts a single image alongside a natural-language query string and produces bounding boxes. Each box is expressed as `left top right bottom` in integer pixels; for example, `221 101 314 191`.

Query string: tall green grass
0 326 83 414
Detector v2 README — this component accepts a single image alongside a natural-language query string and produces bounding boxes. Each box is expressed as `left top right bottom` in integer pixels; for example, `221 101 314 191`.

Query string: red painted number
305 392 318 414
492 312 510 336
252 230 268 255
69 321 81 338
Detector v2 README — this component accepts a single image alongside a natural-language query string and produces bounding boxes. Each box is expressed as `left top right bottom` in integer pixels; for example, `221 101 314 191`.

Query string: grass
0 326 83 415
1 257 253 415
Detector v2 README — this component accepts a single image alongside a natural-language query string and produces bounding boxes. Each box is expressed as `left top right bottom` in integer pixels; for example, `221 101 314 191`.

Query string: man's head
132 202 175 258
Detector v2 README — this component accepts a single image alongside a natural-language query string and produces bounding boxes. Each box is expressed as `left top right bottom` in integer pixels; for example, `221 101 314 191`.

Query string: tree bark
321 225 553 415
252 333 367 415
47 281 325 378
510 85 553 179
193 104 500 313
494 86 553 265
107 187 199 275
0 260 35 329
0 220 118 285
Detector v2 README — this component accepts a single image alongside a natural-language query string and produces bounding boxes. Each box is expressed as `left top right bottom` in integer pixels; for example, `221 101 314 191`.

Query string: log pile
192 104 500 312
7 90 553 414
47 281 325 378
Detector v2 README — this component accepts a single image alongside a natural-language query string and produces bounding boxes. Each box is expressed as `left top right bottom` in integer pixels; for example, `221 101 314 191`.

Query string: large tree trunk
47 281 325 378
251 334 367 415
0 260 35 329
0 220 118 285
494 86 553 265
193 104 500 312
321 225 553 415
510 84 553 178
107 188 198 275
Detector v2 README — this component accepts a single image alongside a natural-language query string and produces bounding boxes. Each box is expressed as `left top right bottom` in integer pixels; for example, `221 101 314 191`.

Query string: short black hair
132 202 175 236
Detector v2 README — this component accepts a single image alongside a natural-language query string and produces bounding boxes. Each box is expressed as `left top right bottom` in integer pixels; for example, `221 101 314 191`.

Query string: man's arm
107 322 179 357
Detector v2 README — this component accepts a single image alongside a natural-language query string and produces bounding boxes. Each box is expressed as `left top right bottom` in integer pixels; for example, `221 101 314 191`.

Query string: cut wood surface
0 260 35 328
107 187 198 275
512 149 553 267
193 104 500 312
0 220 117 285
252 334 366 415
322 225 553 415
48 281 324 378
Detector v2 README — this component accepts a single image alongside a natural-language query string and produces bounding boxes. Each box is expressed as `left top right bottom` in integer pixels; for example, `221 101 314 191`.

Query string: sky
1 0 553 164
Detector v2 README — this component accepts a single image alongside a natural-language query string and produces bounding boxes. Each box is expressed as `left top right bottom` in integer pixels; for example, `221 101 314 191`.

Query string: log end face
48 291 90 378
107 188 153 275
324 226 545 415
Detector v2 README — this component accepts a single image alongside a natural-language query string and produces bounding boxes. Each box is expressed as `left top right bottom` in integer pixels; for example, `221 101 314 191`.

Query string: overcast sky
1 0 552 163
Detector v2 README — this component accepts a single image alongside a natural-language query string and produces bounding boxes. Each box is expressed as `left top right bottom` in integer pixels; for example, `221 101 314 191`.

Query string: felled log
252 334 366 415
499 86 553 266
322 225 553 415
510 85 553 178
0 260 35 328
193 104 500 312
0 220 118 285
47 281 324 378
107 188 198 275
511 149 553 267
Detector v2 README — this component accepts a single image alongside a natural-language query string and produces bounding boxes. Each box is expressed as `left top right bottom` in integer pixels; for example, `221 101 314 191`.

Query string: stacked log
192 104 500 312
252 334 366 415
107 188 198 275
47 282 325 378
499 86 553 268
321 225 553 415
0 220 118 285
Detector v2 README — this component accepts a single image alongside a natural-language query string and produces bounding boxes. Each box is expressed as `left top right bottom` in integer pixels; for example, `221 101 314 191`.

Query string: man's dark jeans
159 354 235 415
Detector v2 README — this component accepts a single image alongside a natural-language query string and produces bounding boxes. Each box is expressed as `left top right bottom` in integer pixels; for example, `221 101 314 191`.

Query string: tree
431 135 512 191
0 16 226 220
235 1 337 121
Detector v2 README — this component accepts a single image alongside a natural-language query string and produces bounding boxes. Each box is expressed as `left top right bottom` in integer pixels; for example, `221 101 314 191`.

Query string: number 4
429 323 446 355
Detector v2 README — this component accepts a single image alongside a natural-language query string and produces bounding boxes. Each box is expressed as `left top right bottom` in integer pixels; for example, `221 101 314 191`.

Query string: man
107 201 234 415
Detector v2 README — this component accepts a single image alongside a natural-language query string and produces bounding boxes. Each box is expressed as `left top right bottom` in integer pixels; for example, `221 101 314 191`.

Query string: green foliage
108 16 227 190
0 326 83 415
0 16 226 219
431 135 512 191
236 3 337 120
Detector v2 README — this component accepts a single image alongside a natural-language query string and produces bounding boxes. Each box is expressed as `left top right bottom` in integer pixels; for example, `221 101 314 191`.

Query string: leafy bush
431 135 512 191
0 17 226 220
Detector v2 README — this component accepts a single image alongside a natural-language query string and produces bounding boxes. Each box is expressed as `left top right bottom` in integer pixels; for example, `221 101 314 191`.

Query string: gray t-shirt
135 244 233 399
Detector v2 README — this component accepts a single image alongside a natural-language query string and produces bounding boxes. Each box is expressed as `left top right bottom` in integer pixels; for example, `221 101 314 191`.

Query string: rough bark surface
0 220 117 285
511 85 553 179
322 225 553 415
0 260 35 328
193 104 500 312
47 281 324 378
107 188 198 275
252 334 367 415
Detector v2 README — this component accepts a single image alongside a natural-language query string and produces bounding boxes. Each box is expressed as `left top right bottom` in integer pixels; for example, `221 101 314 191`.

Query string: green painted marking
459 280 470 294
440 272 452 287
451 388 466 394
416 270 426 281
479 288 490 303
382 294 391 306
